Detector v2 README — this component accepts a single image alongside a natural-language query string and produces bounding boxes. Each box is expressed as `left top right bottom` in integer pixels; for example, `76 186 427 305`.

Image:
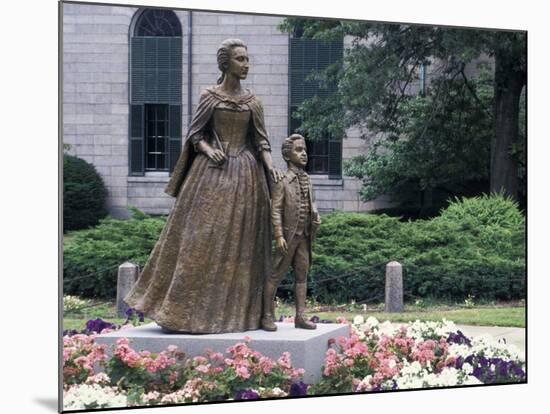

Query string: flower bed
311 316 525 394
62 316 525 410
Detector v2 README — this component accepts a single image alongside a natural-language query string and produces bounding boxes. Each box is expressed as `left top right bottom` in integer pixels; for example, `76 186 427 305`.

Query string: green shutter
328 137 342 179
129 104 145 176
168 105 182 174
289 37 343 176
131 37 182 104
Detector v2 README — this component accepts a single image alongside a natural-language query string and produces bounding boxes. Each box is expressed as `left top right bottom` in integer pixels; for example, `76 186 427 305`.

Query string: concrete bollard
116 262 139 317
384 261 403 313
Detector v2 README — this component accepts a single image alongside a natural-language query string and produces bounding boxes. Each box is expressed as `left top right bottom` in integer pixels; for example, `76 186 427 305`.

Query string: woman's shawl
164 87 270 198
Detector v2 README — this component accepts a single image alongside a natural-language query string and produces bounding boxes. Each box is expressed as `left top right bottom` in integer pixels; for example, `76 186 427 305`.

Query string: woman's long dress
124 87 272 333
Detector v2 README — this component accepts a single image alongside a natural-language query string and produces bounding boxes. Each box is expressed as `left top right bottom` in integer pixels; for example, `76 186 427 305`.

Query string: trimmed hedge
63 154 108 232
63 195 525 302
63 208 166 298
304 193 525 303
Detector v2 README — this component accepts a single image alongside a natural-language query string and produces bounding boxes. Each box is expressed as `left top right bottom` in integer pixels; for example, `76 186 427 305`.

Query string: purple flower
472 367 483 378
234 389 260 400
289 381 308 396
447 330 472 347
512 363 526 379
310 315 320 323
85 318 116 333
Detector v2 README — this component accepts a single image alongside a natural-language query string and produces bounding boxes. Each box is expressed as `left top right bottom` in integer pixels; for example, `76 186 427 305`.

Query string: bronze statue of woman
125 39 283 334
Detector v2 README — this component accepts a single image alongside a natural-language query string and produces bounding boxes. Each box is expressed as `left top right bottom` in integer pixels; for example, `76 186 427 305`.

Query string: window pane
157 154 166 170
157 121 165 137
157 137 165 153
147 153 155 170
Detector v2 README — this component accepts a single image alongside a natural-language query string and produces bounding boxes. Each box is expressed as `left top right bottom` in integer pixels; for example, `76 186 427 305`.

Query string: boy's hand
276 236 288 254
313 212 322 226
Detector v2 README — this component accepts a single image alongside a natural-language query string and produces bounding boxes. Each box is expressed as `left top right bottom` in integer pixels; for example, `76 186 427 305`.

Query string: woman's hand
197 141 226 165
269 167 284 183
207 148 226 165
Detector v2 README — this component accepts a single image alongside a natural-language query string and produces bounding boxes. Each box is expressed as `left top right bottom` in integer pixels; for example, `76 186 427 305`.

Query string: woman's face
226 46 249 80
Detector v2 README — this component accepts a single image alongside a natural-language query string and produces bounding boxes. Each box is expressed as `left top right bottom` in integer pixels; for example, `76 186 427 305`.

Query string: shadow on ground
34 397 58 412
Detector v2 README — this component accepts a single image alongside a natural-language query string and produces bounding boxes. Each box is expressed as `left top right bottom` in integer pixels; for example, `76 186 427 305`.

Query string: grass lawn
63 300 525 331
280 301 526 327
296 307 525 328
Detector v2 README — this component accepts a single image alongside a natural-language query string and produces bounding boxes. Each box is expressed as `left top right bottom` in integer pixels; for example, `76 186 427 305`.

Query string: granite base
95 322 349 384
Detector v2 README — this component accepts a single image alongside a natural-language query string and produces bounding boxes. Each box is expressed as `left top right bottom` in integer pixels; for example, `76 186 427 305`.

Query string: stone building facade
62 3 393 217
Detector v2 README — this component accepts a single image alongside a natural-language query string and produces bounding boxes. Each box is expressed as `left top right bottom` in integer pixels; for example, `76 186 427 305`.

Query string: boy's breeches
268 234 310 285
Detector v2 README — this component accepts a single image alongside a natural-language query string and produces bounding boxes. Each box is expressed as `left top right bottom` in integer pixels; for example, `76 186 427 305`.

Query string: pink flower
235 366 251 379
121 350 141 368
116 338 129 346
277 352 292 369
63 348 74 362
167 345 178 353
195 365 209 374
193 356 208 365
336 316 348 324
168 371 178 385
259 356 274 374
144 358 157 373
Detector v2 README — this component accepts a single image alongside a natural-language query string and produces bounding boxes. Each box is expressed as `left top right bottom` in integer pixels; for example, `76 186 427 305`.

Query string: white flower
462 363 473 375
365 317 379 328
85 373 111 385
356 375 373 391
377 320 399 336
448 343 471 359
353 315 365 325
63 384 127 410
142 391 161 403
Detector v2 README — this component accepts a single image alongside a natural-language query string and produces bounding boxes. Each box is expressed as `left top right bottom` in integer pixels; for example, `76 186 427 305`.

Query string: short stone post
384 261 403 313
117 262 139 317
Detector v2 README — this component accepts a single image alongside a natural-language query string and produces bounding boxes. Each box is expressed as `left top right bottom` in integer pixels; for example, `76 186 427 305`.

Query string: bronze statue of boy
261 134 321 331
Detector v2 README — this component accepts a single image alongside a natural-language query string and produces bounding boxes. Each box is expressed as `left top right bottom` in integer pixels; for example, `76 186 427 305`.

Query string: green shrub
63 208 166 298
307 193 525 303
63 154 108 232
64 194 525 302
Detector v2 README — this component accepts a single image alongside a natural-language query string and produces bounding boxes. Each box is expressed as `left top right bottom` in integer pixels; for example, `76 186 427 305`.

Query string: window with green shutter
289 36 343 178
129 9 183 176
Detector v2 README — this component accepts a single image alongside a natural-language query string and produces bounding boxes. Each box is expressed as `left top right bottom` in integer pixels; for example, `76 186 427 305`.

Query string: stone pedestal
385 261 403 313
95 322 349 384
116 262 139 317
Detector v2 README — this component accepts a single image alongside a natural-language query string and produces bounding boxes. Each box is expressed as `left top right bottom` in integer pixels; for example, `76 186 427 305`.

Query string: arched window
129 9 183 175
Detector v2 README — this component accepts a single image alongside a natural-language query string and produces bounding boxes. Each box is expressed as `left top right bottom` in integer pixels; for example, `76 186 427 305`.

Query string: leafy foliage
304 194 525 303
63 208 167 298
63 153 108 232
279 19 526 208
64 197 524 303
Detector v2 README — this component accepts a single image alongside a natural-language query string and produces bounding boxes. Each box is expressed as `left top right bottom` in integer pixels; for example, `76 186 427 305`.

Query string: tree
279 20 526 206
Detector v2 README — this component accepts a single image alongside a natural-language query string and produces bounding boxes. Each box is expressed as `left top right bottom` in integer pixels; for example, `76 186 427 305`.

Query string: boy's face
287 138 308 168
